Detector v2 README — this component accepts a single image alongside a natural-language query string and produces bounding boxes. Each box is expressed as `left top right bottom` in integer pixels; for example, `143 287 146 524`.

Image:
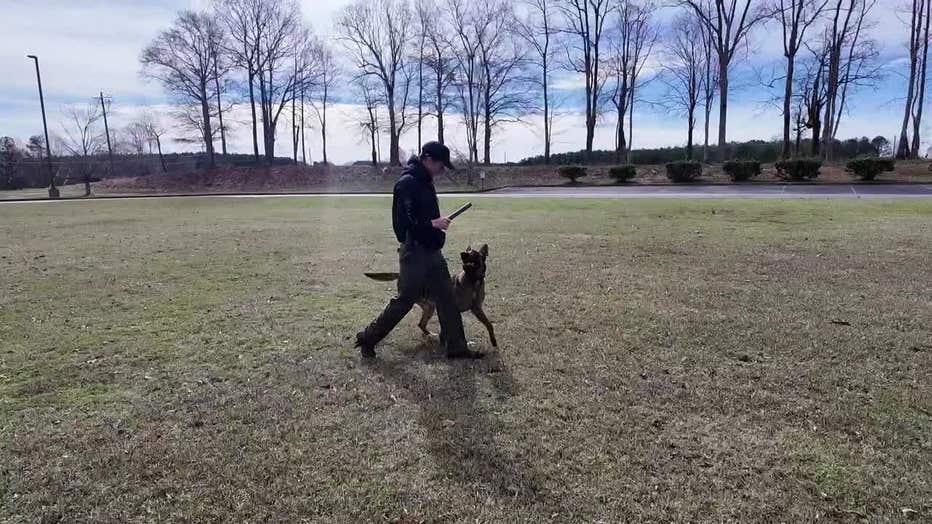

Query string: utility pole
27 54 58 199
99 92 114 176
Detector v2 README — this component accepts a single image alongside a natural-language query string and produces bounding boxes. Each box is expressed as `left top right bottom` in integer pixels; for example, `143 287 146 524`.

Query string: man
355 142 483 360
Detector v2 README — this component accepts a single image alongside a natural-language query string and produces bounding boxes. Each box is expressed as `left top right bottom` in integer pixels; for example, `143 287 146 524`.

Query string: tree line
518 136 892 165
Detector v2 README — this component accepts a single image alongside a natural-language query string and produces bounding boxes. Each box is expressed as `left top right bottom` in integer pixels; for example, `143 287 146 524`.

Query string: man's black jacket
392 156 445 250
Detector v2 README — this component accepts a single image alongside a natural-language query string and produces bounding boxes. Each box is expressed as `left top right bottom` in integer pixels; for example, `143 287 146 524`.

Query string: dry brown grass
1 197 931 522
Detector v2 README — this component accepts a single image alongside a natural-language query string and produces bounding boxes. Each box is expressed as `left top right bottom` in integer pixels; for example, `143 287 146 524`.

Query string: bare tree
802 41 830 155
300 83 307 164
795 24 877 159
447 0 485 167
606 0 657 163
212 46 231 157
214 0 264 160
660 15 706 160
790 76 809 156
288 49 322 166
680 0 769 160
911 0 931 157
135 112 169 172
252 0 319 163
124 122 150 155
898 0 931 158
339 0 415 166
421 0 457 144
790 49 823 155
516 0 559 163
141 10 224 168
698 9 718 162
357 77 384 165
0 137 22 190
828 11 879 147
172 103 224 153
216 0 317 164
607 7 631 162
478 0 531 164
287 72 302 164
25 135 46 159
559 0 616 156
777 0 830 158
821 0 877 160
415 0 430 146
310 44 339 165
59 102 105 196
625 10 658 164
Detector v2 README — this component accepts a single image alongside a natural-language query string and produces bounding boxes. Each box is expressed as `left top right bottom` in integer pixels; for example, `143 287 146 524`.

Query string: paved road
5 184 932 203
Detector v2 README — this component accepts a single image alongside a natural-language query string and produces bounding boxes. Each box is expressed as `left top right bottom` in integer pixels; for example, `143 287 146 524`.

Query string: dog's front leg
471 306 497 348
417 302 437 338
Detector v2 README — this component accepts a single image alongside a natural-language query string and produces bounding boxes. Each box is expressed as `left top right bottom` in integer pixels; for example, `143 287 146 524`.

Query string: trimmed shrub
558 165 587 183
665 160 702 182
846 156 895 181
774 158 822 180
722 160 761 182
608 164 637 183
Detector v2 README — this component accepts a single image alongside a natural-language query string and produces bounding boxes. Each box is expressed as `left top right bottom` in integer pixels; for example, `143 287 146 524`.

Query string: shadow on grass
368 342 564 514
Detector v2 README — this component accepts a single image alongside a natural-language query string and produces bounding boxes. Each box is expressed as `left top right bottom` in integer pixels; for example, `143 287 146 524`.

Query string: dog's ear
479 244 489 258
461 251 470 262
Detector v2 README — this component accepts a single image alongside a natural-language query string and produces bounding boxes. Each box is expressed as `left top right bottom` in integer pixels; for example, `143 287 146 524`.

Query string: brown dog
365 244 497 348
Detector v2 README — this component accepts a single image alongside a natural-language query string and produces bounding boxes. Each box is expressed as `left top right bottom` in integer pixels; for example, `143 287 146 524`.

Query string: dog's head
460 244 489 281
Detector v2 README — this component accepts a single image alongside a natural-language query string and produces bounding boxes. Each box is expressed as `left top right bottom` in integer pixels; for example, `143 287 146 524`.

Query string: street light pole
27 54 59 199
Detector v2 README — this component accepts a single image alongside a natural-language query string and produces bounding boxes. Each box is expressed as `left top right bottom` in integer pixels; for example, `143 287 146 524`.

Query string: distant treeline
518 137 894 166
1 142 298 191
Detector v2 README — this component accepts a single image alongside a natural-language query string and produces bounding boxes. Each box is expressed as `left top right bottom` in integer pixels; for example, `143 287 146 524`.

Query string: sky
0 0 920 164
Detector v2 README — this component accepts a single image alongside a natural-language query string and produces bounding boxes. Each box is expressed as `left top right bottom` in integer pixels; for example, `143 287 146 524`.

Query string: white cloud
0 1 182 103
302 0 352 37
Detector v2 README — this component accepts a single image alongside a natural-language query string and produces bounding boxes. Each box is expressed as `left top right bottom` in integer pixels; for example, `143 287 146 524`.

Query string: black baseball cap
421 141 455 170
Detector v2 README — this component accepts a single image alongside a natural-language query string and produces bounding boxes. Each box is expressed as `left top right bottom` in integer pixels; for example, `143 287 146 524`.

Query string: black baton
448 202 472 220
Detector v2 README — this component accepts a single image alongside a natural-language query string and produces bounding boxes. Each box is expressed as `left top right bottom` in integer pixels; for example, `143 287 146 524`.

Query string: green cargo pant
359 240 468 355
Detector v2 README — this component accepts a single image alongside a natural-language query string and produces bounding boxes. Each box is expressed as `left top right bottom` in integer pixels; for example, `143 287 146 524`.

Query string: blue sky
0 0 918 163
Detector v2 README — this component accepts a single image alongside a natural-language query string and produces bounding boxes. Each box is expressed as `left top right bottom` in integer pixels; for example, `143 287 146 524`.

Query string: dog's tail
364 272 400 282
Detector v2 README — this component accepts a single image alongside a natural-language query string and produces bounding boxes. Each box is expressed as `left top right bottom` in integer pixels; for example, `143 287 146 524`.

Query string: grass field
1 196 931 522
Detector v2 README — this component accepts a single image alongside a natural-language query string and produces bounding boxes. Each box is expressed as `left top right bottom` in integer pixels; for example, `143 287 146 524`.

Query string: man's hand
431 216 451 230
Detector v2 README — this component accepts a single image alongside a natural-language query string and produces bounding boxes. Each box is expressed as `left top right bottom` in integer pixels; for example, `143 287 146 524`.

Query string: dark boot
446 348 485 359
355 332 376 359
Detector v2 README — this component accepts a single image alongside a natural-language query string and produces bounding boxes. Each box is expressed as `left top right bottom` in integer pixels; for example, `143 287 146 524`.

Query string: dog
365 244 497 348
